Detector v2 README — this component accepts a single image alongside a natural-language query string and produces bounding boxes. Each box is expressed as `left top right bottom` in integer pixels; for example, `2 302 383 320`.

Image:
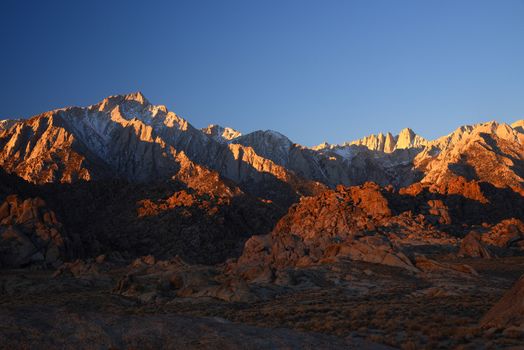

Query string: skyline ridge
2 90 523 148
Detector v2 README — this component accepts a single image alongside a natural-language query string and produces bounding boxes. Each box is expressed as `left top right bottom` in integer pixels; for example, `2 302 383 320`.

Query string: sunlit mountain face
2 93 524 348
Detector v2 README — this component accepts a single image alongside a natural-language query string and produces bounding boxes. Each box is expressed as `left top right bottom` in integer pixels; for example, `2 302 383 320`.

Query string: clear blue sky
1 0 524 146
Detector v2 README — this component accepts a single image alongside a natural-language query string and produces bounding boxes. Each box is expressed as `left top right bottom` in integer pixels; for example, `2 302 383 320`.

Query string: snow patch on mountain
0 119 20 132
201 124 242 143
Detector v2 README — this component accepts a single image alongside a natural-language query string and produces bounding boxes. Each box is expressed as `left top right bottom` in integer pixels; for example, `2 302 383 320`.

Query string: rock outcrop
398 176 524 227
201 124 241 142
236 177 524 274
481 219 524 250
111 256 257 303
480 274 524 329
237 183 419 272
458 231 492 258
346 128 428 153
414 255 478 276
415 121 524 188
0 195 69 268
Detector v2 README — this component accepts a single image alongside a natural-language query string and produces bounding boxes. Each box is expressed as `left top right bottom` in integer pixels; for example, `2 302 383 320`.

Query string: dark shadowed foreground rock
0 306 393 350
480 274 524 330
111 256 259 303
414 255 478 276
458 231 492 258
0 195 72 268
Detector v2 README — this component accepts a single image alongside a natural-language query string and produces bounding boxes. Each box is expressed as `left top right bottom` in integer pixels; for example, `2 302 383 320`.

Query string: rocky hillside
201 124 241 143
414 121 524 188
0 93 323 206
236 177 524 279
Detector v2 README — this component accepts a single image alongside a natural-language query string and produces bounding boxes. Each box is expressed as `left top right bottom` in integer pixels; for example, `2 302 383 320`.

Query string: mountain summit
315 128 428 153
201 124 242 143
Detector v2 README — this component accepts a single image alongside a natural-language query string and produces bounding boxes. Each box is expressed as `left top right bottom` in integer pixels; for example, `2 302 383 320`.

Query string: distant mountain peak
94 91 150 113
201 124 242 143
398 127 414 136
309 128 427 153
311 142 330 151
261 129 289 139
123 91 149 105
396 127 427 150
334 128 428 153
511 119 524 133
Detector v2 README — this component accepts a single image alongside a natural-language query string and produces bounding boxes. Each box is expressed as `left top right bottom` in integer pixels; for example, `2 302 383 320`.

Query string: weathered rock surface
323 236 418 272
458 231 492 258
201 124 242 143
111 256 257 303
414 255 478 276
481 219 524 249
237 183 421 272
334 128 429 153
481 274 524 329
414 121 524 189
237 179 524 274
0 195 70 268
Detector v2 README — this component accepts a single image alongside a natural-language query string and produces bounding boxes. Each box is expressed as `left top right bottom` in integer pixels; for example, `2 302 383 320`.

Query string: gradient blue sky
1 0 524 146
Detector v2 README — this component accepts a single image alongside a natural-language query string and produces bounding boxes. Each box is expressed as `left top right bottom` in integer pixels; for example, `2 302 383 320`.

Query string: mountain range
2 92 524 194
2 93 524 348
2 92 524 268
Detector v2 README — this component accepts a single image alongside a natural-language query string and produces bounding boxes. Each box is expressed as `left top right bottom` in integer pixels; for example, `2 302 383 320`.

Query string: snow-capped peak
201 124 242 143
0 119 20 131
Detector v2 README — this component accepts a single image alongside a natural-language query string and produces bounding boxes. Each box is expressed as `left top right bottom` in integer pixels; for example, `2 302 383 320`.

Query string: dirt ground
1 256 523 349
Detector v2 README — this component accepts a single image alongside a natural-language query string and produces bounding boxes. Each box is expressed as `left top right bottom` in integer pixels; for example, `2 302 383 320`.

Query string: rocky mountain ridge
0 93 324 205
2 92 524 269
313 127 429 153
2 92 524 194
201 124 241 143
